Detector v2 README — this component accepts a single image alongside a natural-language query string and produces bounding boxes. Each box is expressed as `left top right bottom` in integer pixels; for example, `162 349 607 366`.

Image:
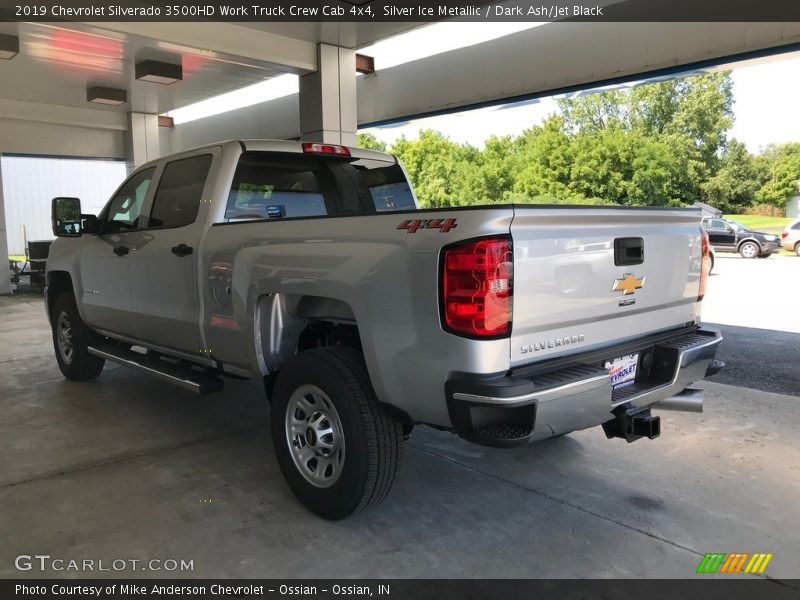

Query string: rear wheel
795 243 800 257
51 293 105 381
270 346 404 519
739 241 759 259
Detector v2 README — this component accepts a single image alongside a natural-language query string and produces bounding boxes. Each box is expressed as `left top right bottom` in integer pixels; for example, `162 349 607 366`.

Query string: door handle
113 245 130 257
171 244 194 257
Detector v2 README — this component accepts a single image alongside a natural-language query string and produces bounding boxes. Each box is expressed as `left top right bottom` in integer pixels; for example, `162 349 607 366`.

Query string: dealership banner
3 0 800 22
3 579 800 600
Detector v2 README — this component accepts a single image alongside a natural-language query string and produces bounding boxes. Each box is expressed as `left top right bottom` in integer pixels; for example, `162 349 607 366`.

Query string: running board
88 345 224 394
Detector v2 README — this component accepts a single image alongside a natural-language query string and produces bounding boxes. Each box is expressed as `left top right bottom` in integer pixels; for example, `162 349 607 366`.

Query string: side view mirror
52 197 83 237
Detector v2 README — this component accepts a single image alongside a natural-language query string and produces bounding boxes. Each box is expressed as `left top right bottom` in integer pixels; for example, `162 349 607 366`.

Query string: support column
299 44 357 146
0 158 12 295
126 112 160 171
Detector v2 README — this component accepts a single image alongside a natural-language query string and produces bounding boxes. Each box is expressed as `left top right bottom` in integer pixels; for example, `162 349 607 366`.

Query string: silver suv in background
782 219 800 256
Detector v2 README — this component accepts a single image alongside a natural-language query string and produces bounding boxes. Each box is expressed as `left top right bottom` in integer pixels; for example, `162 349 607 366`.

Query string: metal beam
83 22 318 74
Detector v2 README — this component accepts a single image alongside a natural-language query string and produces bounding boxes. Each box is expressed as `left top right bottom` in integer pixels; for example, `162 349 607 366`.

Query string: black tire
757 253 771 259
738 241 759 259
795 243 800 257
270 346 404 519
51 293 105 381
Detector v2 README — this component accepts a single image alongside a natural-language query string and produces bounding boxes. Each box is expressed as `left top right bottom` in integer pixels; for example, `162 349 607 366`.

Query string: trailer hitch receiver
602 404 661 443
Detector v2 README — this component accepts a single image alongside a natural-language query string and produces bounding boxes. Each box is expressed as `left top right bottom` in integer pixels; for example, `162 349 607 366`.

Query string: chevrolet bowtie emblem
612 274 645 295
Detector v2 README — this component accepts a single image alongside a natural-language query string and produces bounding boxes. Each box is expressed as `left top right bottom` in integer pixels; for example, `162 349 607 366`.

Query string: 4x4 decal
397 218 458 233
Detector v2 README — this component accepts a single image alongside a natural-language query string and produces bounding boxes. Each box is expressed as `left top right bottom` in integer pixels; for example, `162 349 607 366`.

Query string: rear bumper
445 326 722 447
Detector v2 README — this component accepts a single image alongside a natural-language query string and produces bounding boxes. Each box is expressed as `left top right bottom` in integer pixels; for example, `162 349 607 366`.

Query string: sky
168 23 800 155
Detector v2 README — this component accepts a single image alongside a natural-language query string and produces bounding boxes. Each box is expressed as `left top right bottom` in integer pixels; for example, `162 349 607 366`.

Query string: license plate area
605 353 639 390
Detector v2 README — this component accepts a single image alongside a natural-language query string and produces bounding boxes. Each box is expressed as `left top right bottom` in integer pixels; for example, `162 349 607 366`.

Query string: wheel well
298 321 362 353
738 238 760 249
46 271 73 317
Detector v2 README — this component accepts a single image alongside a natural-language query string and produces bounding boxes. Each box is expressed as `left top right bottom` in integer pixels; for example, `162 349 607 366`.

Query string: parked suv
781 219 800 256
701 217 781 258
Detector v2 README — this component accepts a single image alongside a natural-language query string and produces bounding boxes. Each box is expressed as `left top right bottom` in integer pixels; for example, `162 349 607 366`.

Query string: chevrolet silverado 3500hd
46 140 723 519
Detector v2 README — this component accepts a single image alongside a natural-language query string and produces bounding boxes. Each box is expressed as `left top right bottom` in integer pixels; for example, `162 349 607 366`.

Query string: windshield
726 220 748 231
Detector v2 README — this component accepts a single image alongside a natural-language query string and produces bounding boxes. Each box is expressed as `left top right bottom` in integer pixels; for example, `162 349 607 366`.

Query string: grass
725 214 794 233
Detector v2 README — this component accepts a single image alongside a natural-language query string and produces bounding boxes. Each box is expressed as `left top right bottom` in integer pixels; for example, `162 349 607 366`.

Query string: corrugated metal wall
1 156 127 255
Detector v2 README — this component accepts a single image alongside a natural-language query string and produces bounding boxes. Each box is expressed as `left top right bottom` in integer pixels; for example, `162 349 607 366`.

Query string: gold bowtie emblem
612 274 645 295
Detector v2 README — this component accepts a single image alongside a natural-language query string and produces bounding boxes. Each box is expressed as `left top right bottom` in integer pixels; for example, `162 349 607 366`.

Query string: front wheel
270 346 404 519
51 293 105 381
739 241 759 259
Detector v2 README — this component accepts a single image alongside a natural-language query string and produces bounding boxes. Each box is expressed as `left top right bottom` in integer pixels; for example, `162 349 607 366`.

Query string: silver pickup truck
46 140 723 519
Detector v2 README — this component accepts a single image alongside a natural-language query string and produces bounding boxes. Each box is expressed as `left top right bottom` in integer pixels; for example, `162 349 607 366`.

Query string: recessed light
135 60 182 84
87 86 128 106
0 34 19 60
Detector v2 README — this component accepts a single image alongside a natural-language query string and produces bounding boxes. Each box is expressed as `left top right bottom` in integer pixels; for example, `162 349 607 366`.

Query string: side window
710 219 728 230
793 221 800 230
225 158 328 221
149 154 213 229
105 167 156 229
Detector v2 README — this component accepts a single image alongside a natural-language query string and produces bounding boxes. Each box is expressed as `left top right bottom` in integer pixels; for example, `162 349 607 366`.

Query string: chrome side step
88 345 224 394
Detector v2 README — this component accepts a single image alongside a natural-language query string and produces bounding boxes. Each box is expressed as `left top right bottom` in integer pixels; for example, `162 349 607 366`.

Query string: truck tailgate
509 207 703 366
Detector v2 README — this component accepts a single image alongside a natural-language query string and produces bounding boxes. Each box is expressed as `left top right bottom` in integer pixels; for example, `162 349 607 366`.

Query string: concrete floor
0 268 798 579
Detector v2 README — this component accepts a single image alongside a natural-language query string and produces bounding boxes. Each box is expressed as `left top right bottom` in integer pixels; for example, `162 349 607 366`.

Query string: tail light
698 229 711 301
441 236 513 338
781 231 789 239
302 142 350 156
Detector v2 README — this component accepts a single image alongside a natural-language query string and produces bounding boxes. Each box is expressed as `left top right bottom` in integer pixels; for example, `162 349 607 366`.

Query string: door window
149 154 213 229
105 167 156 230
710 219 729 230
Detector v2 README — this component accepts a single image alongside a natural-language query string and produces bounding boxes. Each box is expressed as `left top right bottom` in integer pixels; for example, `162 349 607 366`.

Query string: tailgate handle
614 237 644 266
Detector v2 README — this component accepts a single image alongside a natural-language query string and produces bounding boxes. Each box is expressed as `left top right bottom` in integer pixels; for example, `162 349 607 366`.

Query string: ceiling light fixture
87 86 128 106
135 59 182 84
0 34 19 60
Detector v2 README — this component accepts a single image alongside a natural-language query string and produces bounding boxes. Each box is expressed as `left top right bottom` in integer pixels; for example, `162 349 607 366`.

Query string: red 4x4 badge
396 218 458 233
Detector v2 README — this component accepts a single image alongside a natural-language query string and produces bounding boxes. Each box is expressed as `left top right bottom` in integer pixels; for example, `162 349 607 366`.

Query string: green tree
391 130 477 208
356 132 387 152
701 139 765 212
756 143 800 209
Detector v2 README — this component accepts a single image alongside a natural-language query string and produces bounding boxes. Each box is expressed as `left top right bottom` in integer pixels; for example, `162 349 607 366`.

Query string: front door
79 167 157 337
706 218 736 249
128 151 216 355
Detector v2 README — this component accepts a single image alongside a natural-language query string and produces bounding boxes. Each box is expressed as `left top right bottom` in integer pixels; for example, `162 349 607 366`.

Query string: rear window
224 151 416 221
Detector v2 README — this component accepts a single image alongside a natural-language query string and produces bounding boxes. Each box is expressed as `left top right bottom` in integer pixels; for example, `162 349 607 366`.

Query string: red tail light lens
699 229 710 301
302 142 351 156
781 231 789 239
441 236 513 337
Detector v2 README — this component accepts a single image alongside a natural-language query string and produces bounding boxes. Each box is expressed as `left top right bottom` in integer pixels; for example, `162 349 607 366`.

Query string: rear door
509 207 702 366
127 150 217 354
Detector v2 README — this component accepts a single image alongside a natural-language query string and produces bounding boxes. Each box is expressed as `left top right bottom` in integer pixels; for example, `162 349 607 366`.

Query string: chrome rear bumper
445 327 722 447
